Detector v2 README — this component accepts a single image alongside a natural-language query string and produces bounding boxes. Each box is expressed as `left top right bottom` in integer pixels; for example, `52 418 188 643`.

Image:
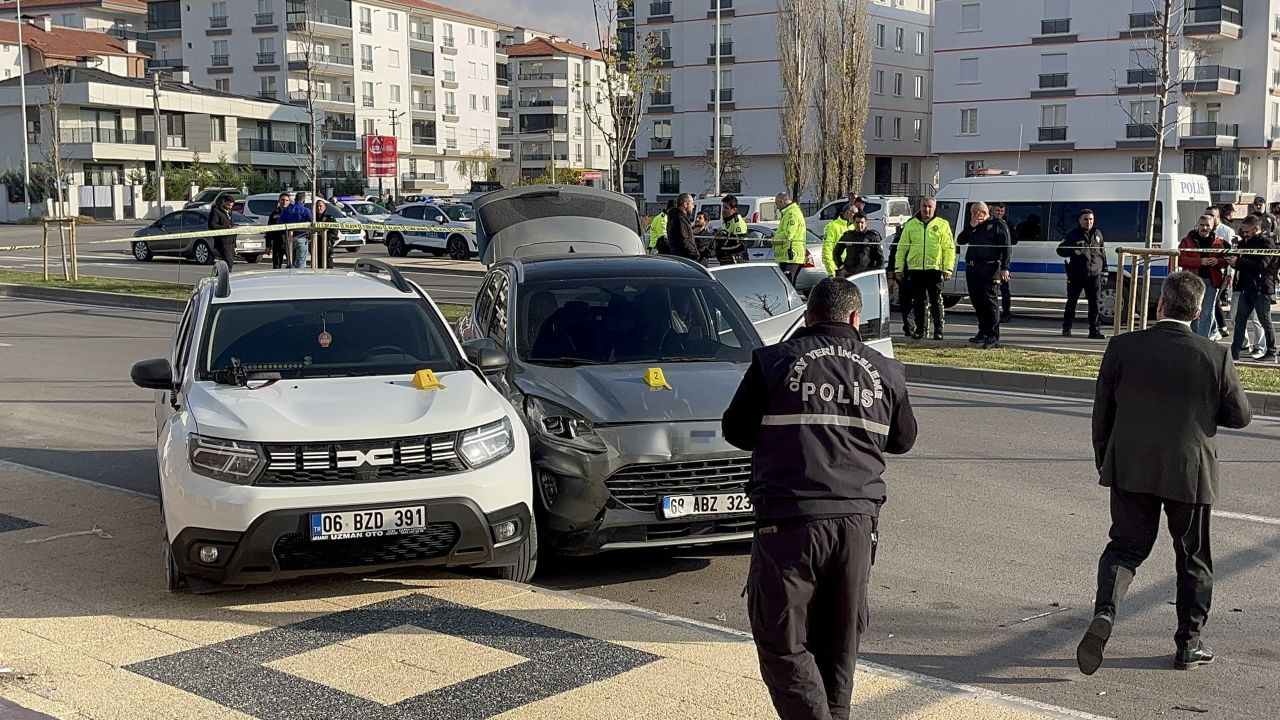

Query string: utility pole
388 108 405 200
713 0 722 196
16 0 31 214
152 71 166 206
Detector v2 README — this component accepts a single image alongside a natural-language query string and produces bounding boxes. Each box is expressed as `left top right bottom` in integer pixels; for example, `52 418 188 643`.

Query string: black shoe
1088 331 1107 340
980 339 1001 350
1001 313 1013 323
968 335 986 344
1062 329 1072 337
1076 614 1113 676
1261 351 1278 362
910 333 923 340
932 331 944 341
1232 352 1241 362
1174 641 1215 670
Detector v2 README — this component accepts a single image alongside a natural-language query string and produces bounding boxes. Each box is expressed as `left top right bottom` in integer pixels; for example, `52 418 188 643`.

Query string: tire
163 538 187 593
943 295 962 309
447 235 470 261
242 254 261 264
191 240 213 265
498 513 538 583
386 233 408 257
132 241 153 262
345 246 360 253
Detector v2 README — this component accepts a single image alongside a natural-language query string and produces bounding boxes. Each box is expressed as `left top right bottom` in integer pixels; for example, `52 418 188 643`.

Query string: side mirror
131 358 174 390
463 338 508 374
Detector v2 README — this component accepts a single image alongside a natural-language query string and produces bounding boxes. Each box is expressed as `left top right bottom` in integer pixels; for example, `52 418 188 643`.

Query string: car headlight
187 434 264 484
524 397 607 453
457 418 515 468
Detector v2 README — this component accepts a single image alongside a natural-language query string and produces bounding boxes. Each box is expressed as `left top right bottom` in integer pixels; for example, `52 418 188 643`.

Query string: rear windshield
199 299 461 380
756 202 778 221
517 279 758 366
246 199 278 216
477 188 639 238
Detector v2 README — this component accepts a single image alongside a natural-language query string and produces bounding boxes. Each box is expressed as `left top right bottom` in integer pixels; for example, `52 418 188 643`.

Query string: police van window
861 201 883 216
934 201 963 236
757 201 779 221
1175 200 1203 243
969 201 1049 243
888 200 912 217
1047 201 1158 246
847 271 887 340
714 265 797 323
486 272 509 348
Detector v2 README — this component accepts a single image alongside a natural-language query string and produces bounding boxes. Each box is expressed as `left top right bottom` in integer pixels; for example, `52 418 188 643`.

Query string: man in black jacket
1057 208 1108 339
1079 270 1251 676
957 202 1011 348
723 277 917 720
991 202 1016 321
832 213 884 277
1227 215 1278 361
1247 196 1275 236
661 193 702 262
266 192 291 269
207 195 237 269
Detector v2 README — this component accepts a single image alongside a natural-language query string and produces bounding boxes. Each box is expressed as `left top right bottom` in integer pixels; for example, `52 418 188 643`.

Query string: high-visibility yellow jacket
894 215 956 274
773 202 807 263
821 217 851 275
648 212 668 249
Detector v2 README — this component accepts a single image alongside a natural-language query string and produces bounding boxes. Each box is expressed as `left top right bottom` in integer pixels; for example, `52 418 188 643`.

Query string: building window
900 162 910 184
214 78 230 92
914 75 923 99
894 27 904 52
361 45 374 71
913 118 923 141
875 23 885 48
874 70 884 94
915 30 925 55
873 115 883 140
1046 158 1073 174
359 6 372 33
892 117 901 140
1134 156 1156 173
482 95 490 111
387 11 398 31
652 119 672 150
211 116 225 142
960 108 978 135
893 72 903 96
1271 156 1280 183
961 3 980 31
362 81 375 107
468 27 476 45
390 85 401 103
660 164 680 195
959 57 979 84
364 118 377 136
389 49 400 68
965 160 985 176
1041 104 1067 138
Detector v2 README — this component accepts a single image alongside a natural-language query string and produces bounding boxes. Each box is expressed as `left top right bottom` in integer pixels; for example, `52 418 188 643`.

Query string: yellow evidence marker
412 369 446 390
644 367 672 390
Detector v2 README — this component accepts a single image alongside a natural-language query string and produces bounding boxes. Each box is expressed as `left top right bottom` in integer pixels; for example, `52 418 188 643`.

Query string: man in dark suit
1078 270 1252 676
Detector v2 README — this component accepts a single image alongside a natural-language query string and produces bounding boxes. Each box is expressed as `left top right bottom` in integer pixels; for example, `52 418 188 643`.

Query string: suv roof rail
212 260 231 298
352 258 412 293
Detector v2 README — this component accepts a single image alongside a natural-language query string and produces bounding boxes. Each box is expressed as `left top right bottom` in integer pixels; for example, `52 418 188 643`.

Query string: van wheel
386 233 408 257
498 514 538 583
132 241 153 261
1098 275 1129 325
447 235 470 261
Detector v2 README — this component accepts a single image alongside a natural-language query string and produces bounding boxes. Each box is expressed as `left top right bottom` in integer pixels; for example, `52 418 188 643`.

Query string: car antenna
212 260 231 298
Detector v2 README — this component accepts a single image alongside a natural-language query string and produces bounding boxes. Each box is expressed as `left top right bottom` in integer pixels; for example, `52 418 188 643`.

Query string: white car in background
807 195 914 240
383 202 479 260
336 199 393 242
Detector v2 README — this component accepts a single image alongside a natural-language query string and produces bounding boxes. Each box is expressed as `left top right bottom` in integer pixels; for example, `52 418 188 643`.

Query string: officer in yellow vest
648 198 675 253
774 193 808 284
821 202 858 275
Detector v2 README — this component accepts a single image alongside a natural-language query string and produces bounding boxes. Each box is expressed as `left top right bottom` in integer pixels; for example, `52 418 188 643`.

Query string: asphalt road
2 297 1278 719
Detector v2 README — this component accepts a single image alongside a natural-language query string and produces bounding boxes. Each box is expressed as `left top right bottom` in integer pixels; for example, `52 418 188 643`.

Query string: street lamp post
713 0 722 196
16 0 32 214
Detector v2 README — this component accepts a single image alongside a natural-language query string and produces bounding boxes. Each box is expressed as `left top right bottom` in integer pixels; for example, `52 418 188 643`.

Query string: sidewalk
0 465 1093 720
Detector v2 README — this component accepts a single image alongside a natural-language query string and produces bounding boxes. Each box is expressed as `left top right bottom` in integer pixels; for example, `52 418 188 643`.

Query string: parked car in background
694 195 780 230
383 202 478 260
317 201 367 253
336 198 393 242
131 208 263 264
742 224 829 296
185 187 244 211
806 195 913 241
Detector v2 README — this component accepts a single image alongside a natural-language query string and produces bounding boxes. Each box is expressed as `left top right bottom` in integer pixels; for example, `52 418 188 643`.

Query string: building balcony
411 136 437 149
147 57 183 71
410 65 435 79
288 89 355 105
253 12 276 29
443 106 459 122
650 1 673 21
286 12 352 37
210 54 230 67
1033 73 1073 97
412 101 436 113
208 15 229 33
656 46 673 65
521 153 569 162
1038 126 1067 142
708 41 734 63
362 95 374 107
518 72 568 86
288 52 355 74
409 30 434 47
650 92 673 110
440 36 458 55
1179 122 1239 148
709 0 734 18
1182 65 1241 95
238 138 298 154
59 128 154 146
1124 123 1158 139
497 114 511 128
441 70 458 88
147 19 182 38
710 88 733 102
1183 5 1242 40
402 171 437 185
257 89 278 100
1030 125 1073 151
255 52 278 70
322 130 358 146
359 20 372 34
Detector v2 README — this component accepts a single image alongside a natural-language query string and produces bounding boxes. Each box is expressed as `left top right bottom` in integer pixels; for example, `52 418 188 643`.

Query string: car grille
272 523 460 571
257 434 466 487
604 457 752 513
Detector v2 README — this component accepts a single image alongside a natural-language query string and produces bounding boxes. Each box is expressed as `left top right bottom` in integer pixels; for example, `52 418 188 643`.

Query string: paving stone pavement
0 465 1101 720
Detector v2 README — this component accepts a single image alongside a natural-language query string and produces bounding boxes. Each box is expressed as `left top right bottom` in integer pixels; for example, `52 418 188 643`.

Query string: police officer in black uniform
957 201 1012 348
723 277 918 720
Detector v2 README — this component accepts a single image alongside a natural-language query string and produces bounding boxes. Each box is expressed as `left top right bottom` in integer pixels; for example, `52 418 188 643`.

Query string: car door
421 204 449 249
396 205 425 247
709 263 805 345
779 269 893 358
149 211 190 253
744 227 775 263
177 211 209 254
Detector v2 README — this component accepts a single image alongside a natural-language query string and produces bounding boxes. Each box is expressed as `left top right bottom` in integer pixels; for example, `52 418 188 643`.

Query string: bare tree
808 0 870 203
39 65 71 278
583 0 661 194
693 140 753 194
777 0 819 200
287 0 327 267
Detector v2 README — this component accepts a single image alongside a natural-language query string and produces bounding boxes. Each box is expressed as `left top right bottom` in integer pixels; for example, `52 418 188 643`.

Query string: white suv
383 202 478 260
130 260 535 591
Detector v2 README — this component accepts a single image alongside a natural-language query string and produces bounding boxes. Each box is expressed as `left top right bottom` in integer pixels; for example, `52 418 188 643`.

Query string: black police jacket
722 323 917 522
957 218 1011 269
833 229 884 275
1233 233 1279 296
1056 227 1107 279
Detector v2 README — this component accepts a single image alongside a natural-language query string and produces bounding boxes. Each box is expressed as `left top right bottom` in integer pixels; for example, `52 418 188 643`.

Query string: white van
932 173 1212 321
806 195 913 240
695 195 780 229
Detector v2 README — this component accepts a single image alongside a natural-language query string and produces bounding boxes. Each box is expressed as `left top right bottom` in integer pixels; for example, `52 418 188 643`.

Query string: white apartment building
148 0 506 196
932 0 1277 205
628 0 935 205
0 66 309 203
499 36 613 187
0 0 147 35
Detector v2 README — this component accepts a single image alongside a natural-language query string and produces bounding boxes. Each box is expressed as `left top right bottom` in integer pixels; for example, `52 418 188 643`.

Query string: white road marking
1212 510 1280 527
0 459 156 500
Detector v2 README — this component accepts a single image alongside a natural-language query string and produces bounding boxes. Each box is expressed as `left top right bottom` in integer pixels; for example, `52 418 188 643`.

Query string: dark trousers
1094 487 1212 647
270 236 288 269
906 270 945 336
1064 274 1101 333
749 515 873 720
1231 291 1276 356
966 263 1002 340
1001 279 1012 316
896 278 916 337
779 262 803 285
213 237 236 268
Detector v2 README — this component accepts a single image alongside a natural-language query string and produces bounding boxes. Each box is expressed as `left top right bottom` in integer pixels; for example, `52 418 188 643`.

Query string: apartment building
0 16 145 79
0 0 147 34
146 0 506 195
0 66 309 192
932 1 1275 204
499 35 613 187
629 0 935 204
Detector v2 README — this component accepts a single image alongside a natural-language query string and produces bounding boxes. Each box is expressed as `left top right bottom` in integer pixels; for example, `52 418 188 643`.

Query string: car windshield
441 204 475 222
199 298 462 380
517 278 759 366
348 202 382 214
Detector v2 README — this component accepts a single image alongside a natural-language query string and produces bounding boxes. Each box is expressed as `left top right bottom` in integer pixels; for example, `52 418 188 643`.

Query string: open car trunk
474 185 645 264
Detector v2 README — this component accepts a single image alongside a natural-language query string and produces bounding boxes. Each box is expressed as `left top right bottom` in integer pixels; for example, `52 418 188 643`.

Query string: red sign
364 135 397 178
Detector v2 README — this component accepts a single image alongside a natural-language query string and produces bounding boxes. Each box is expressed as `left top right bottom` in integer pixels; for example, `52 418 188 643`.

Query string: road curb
904 362 1280 418
0 283 184 312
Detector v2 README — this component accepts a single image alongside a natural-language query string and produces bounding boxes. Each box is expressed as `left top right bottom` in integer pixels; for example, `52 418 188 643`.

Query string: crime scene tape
0 221 463 254
1119 246 1280 257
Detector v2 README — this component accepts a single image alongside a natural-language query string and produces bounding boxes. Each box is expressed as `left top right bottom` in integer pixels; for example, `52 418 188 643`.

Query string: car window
714 265 800 322
862 201 883 216
441 204 475 222
486 272 509 348
157 212 180 229
847 271 888 340
517 278 759 365
1046 200 1158 246
473 272 497 338
401 205 424 220
180 211 206 229
231 211 252 224
699 203 722 221
246 199 276 216
820 202 843 221
200 299 462 379
171 295 198 373
888 200 912 217
757 201 778 221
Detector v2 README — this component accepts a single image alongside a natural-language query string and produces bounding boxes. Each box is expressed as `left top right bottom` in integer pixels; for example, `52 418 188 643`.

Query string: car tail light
750 211 760 222
803 250 815 268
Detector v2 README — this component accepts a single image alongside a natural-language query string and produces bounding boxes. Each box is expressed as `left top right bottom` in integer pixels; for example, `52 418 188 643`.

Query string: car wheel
191 240 213 265
242 254 261 264
163 538 187 593
447 235 470 261
498 514 538 583
132 241 153 262
386 234 407 257
345 246 360 253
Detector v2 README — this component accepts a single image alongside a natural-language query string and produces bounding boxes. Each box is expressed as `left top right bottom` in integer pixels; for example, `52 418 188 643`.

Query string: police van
932 173 1213 322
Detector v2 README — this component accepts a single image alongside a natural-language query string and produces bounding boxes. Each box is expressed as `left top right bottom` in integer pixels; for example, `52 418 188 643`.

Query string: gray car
131 209 264 264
